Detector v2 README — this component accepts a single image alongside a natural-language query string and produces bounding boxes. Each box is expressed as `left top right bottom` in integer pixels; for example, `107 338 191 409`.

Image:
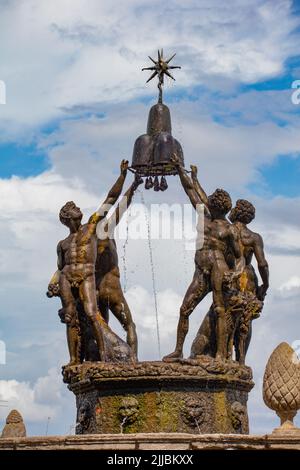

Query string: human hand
257 284 268 301
170 153 181 167
133 173 143 190
120 159 129 175
46 283 60 298
190 165 198 177
64 311 73 324
58 308 66 323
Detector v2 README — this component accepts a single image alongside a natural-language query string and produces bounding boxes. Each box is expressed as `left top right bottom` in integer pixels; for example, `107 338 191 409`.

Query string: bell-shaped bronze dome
132 102 184 176
147 103 171 135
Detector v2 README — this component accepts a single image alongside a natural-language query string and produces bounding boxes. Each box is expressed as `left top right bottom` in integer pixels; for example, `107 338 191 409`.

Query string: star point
142 50 181 102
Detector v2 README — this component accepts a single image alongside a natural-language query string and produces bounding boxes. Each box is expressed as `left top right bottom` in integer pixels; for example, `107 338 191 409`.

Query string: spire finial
142 50 181 103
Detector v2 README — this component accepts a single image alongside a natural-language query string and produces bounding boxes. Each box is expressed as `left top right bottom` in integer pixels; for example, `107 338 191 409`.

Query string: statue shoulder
88 212 100 225
57 239 64 251
242 226 262 244
252 231 264 246
226 220 238 236
57 235 71 249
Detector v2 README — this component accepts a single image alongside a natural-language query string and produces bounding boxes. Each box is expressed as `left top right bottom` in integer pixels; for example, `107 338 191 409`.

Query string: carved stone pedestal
63 358 253 435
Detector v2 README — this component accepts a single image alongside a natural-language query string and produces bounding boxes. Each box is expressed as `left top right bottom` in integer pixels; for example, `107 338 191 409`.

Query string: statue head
207 189 232 218
59 201 83 230
229 199 255 225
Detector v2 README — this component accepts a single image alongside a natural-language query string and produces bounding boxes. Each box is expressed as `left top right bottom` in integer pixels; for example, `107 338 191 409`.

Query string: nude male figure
95 176 143 360
56 160 129 364
190 198 269 364
229 199 269 362
163 158 241 361
228 199 269 301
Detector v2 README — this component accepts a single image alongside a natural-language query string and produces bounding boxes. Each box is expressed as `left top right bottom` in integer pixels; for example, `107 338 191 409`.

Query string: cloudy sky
1 0 300 436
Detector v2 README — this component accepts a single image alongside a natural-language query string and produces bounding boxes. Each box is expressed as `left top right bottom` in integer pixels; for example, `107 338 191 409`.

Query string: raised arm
190 165 211 216
190 165 209 206
253 233 269 300
109 174 143 229
88 159 128 228
171 155 201 210
101 159 129 209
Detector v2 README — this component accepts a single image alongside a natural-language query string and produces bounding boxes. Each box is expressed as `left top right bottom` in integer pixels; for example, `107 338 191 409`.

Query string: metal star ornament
142 49 181 103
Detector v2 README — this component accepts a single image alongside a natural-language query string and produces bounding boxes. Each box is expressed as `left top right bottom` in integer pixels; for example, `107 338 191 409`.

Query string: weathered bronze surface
47 160 137 364
163 159 268 365
142 49 181 104
132 51 184 182
95 179 142 360
131 103 184 178
47 51 273 436
163 159 240 362
190 199 268 364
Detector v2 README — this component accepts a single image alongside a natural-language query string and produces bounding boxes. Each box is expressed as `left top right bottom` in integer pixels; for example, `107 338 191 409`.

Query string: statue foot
181 357 198 365
162 351 183 362
67 359 79 367
131 354 138 363
215 352 226 362
227 358 237 365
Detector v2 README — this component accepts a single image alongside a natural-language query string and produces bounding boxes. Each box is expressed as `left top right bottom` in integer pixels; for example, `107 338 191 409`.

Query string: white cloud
123 286 184 358
279 276 300 299
0 171 99 216
0 368 64 423
280 276 300 291
30 96 300 203
0 171 102 287
0 0 300 437
0 0 299 135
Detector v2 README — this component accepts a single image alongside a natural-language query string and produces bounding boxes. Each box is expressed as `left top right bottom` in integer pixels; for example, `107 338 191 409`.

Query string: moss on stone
213 392 229 433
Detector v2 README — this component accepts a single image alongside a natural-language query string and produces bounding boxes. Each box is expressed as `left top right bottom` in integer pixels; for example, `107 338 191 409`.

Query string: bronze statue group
47 156 269 366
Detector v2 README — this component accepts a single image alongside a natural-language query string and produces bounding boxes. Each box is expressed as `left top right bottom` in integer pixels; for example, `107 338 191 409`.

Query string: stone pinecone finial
263 342 300 434
1 409 26 438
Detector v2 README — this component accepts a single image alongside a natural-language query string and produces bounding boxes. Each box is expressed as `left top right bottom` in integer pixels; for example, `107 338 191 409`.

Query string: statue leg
109 292 138 361
98 274 138 359
66 323 80 365
190 307 215 358
59 274 79 365
163 267 210 361
211 260 228 360
235 321 252 364
98 298 109 324
244 322 252 357
79 276 106 361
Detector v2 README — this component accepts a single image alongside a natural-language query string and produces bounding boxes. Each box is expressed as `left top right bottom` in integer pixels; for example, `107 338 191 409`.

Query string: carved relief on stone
181 396 207 430
230 401 246 431
263 342 300 434
76 396 95 434
118 397 139 430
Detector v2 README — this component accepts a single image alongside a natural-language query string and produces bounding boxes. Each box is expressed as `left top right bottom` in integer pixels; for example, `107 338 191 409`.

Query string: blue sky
0 142 50 178
1 84 299 197
1 61 300 197
0 0 300 437
251 154 300 197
